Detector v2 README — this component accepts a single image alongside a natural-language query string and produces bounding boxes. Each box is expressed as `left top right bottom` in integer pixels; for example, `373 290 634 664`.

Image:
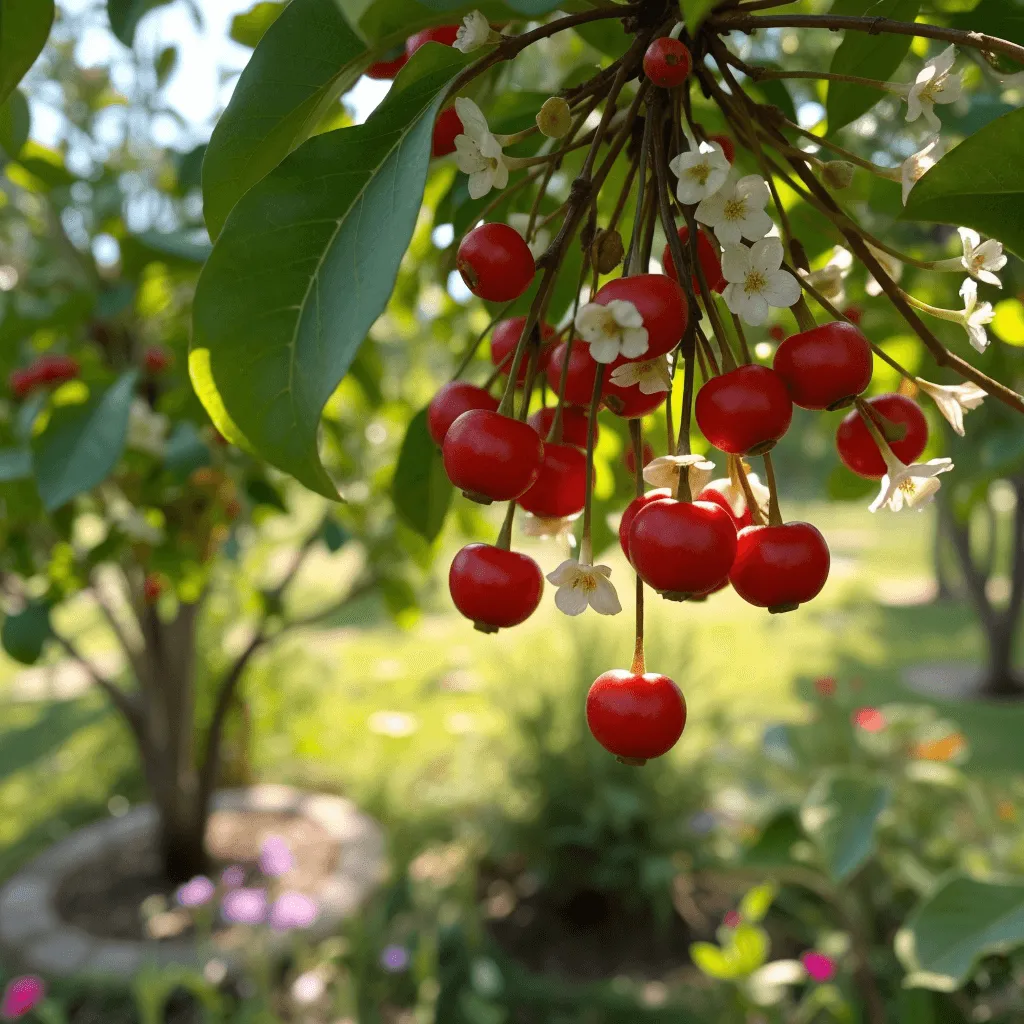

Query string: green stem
580 363 606 565
762 452 784 527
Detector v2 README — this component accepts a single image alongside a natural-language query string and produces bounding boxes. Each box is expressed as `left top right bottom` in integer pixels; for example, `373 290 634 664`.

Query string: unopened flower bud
591 228 624 274
537 96 571 139
821 160 855 190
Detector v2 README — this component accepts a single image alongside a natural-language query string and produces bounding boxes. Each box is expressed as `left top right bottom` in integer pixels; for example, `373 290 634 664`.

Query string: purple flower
1 976 45 1020
259 835 294 878
380 945 409 973
269 892 319 932
221 888 268 925
801 951 836 983
221 865 245 888
175 875 216 908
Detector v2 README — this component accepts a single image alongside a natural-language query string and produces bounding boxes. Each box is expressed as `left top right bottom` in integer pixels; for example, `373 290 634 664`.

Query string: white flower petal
554 584 590 616
607 299 645 330
750 237 784 275
760 269 801 309
588 575 622 615
720 245 750 284
546 559 581 587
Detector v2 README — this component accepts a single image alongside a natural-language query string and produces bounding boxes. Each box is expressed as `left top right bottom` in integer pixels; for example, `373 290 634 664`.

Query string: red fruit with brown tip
708 133 735 163
586 669 687 762
432 106 463 157
442 409 543 503
9 368 38 400
662 225 726 294
449 543 543 633
518 442 587 518
604 379 668 419
835 393 928 479
528 406 593 448
591 274 688 360
643 37 692 88
457 223 535 302
406 25 459 56
696 365 793 455
427 381 498 446
491 317 555 383
618 488 671 560
730 522 830 612
773 321 872 410
144 345 172 375
629 498 738 599
366 49 408 80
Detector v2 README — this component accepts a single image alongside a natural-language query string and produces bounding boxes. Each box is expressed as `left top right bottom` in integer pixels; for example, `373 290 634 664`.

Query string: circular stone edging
0 785 385 980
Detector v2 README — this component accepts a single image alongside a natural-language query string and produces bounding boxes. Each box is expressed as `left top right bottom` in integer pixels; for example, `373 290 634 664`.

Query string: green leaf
119 231 211 276
154 45 178 86
903 108 1024 259
728 924 770 975
0 0 54 105
684 0 720 33
393 408 453 542
0 88 30 160
230 0 286 47
742 810 805 868
574 17 630 57
245 477 288 511
343 0 514 46
951 0 1024 73
739 883 777 924
106 0 174 47
690 941 740 980
896 874 1024 991
0 447 32 482
202 0 368 240
2 602 51 665
163 421 211 478
800 770 889 881
191 45 471 498
31 372 138 512
826 0 920 134
321 517 350 552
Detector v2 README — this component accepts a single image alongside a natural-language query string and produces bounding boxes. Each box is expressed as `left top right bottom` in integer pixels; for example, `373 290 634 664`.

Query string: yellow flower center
898 477 919 496
744 270 767 294
573 573 598 593
723 196 747 222
688 162 712 185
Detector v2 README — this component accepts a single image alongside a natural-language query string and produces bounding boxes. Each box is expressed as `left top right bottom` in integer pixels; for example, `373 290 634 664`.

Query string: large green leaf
0 0 55 105
800 770 889 881
201 0 368 240
903 108 1024 259
393 408 453 542
0 88 29 161
191 45 471 499
896 875 1024 991
951 0 1024 73
229 0 287 48
0 448 31 482
2 602 51 665
106 0 174 47
31 372 137 511
826 0 921 134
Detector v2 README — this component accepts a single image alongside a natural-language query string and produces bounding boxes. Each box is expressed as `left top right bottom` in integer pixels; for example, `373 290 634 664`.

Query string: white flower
574 299 649 363
454 97 508 200
669 141 731 205
957 227 1006 288
901 137 942 206
546 559 622 616
703 471 770 520
915 378 986 436
865 243 903 297
127 399 169 456
957 278 995 352
508 213 551 260
869 453 954 513
643 454 715 494
899 46 964 132
802 246 853 306
291 971 327 1006
609 356 671 394
454 10 492 53
695 174 774 245
721 238 801 326
521 511 579 548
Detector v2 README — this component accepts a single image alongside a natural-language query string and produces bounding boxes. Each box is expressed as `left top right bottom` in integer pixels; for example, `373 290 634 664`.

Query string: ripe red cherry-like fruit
442 409 543 503
662 225 727 294
491 317 555 383
366 49 408 80
546 341 602 407
768 324 786 343
708 133 735 163
629 498 738 599
528 406 593 448
697 483 754 530
624 441 654 476
643 38 693 88
591 274 688 361
457 223 535 302
586 669 687 763
835 393 928 478
143 574 163 604
427 381 499 446
449 543 543 633
144 345 172 375
730 522 830 613
36 353 80 386
604 379 668 419
618 488 671 561
518 442 587 518
773 321 873 411
9 368 38 399
696 365 793 455
406 25 459 57
843 304 863 326
432 106 462 158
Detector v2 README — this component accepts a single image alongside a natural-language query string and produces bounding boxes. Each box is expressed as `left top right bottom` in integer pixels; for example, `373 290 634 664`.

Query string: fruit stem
495 500 517 551
630 633 646 676
732 455 766 527
580 363 606 565
854 396 906 453
731 313 752 365
451 300 518 382
792 296 817 334
762 451 784 528
548 257 595 445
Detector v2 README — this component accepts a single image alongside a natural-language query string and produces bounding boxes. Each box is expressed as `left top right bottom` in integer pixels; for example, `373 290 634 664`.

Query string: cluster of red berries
8 354 80 399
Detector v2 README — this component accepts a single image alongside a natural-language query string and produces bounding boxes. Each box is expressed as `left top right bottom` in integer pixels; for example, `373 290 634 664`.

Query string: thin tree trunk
981 478 1024 699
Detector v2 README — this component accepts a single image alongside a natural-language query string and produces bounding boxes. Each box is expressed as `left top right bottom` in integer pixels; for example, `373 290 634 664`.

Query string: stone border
0 785 385 980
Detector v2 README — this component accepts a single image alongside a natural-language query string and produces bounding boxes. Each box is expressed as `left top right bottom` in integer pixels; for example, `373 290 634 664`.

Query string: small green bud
537 96 571 139
821 160 855 190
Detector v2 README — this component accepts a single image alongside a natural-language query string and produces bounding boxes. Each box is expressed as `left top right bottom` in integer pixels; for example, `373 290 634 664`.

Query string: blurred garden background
1 0 1024 1021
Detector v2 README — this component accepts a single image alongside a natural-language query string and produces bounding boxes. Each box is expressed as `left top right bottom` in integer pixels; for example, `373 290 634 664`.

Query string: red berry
432 106 462 157
730 522 830 612
528 406 593 448
449 543 543 633
618 488 671 560
427 381 498 446
366 49 408 80
546 341 601 407
835 393 928 479
643 38 693 88
491 317 555 384
629 498 738 599
697 482 754 530
591 274 688 361
769 324 786 343
586 669 687 762
696 365 793 456
144 345 172 375
843 304 863 326
9 368 38 399
406 25 459 57
457 223 535 302
773 321 872 411
624 441 654 476
661 225 726 294
143 574 163 603
603 378 668 419
708 133 734 164
442 409 543 503
518 442 587 518
36 354 80 386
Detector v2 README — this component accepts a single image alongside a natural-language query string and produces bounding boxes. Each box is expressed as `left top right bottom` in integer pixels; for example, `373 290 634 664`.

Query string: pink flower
269 892 319 931
221 865 245 888
380 945 409 972
801 951 836 982
1 976 45 1020
722 910 741 928
175 875 215 908
259 835 294 878
853 707 885 733
221 888 268 925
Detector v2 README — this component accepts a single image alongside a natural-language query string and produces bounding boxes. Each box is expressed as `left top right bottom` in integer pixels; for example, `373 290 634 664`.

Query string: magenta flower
380 945 410 972
801 951 836 983
175 875 216 908
1 976 45 1020
221 888 268 925
269 892 319 932
259 835 294 878
221 865 245 888
722 910 741 928
853 707 885 733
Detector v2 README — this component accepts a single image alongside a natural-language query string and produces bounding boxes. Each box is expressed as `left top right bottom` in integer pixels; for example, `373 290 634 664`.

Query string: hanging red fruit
490 317 555 383
545 340 604 407
618 488 671 561
835 393 928 478
642 38 693 88
773 321 873 410
427 381 499 446
517 442 588 518
527 406 594 449
449 544 543 633
730 523 830 612
457 223 535 302
442 409 543 503
366 49 408 80
695 364 793 455
587 274 688 361
661 225 727 294
586 669 687 763
708 133 734 163
406 25 459 57
432 107 463 158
